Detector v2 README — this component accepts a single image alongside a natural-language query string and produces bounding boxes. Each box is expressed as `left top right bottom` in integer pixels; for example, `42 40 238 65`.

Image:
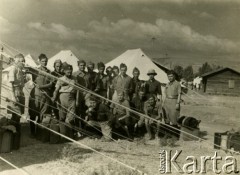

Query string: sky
0 0 240 70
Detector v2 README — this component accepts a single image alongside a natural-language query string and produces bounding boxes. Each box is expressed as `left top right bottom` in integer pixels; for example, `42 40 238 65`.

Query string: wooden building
201 67 240 96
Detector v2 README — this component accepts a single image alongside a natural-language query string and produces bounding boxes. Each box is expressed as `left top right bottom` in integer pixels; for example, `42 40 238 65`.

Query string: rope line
1 40 240 154
0 156 31 175
0 103 146 175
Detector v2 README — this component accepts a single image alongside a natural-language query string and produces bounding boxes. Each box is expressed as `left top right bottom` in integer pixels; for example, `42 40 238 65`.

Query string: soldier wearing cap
145 69 162 101
52 64 77 138
51 59 62 78
129 67 145 100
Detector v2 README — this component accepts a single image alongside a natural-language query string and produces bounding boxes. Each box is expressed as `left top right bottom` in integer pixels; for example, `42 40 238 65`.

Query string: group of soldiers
7 53 182 145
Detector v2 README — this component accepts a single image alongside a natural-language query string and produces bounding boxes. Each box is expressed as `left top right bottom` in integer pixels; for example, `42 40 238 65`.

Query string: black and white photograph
0 0 240 174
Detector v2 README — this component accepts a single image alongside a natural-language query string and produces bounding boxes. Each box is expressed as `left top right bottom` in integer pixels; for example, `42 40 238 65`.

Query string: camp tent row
1 48 168 107
47 48 169 83
2 48 169 84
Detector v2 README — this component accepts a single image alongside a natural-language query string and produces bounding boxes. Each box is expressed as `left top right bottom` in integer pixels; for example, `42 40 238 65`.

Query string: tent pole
0 47 3 112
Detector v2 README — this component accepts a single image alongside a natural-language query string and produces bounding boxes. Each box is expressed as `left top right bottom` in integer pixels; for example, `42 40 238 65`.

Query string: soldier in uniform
85 61 97 91
112 66 119 78
95 62 109 98
112 63 132 101
129 67 145 100
131 89 147 136
162 70 181 126
52 64 77 138
74 60 88 130
110 91 131 138
145 69 162 101
106 66 114 100
34 54 52 122
8 54 25 128
85 96 112 141
51 59 63 119
144 95 162 140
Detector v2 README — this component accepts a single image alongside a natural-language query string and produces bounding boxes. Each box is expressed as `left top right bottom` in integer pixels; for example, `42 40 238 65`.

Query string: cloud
86 18 240 55
192 11 215 19
199 12 215 19
0 16 17 34
46 0 240 3
27 22 85 40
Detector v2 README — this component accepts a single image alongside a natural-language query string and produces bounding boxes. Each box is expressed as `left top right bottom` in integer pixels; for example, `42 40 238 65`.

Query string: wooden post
0 47 3 110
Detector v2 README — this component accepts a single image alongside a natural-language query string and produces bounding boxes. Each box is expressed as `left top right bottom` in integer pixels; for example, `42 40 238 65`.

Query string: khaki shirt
35 66 52 93
144 101 161 119
165 80 181 98
112 74 132 96
111 99 130 116
73 70 87 88
145 79 162 96
95 73 109 91
8 65 25 88
56 76 77 94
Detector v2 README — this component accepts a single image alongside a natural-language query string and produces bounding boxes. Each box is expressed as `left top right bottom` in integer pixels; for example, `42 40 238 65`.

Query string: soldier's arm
52 81 61 102
39 82 53 89
157 82 162 102
119 102 130 121
8 67 18 102
157 103 162 121
177 83 182 104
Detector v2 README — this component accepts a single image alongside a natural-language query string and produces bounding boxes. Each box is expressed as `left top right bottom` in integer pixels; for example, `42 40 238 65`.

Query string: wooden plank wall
205 70 240 95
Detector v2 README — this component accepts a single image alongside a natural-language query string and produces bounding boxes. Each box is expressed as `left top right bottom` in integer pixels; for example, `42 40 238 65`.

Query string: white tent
47 50 79 72
24 54 38 68
105 48 169 83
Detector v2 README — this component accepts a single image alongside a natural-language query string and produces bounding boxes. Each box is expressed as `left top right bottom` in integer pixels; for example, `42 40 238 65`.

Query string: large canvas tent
105 48 169 84
47 50 79 72
24 54 38 68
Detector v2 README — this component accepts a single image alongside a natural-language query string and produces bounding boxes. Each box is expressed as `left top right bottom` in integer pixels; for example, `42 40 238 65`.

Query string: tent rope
0 103 146 175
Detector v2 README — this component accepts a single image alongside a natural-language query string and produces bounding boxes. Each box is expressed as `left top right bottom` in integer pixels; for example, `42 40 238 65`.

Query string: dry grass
1 93 240 175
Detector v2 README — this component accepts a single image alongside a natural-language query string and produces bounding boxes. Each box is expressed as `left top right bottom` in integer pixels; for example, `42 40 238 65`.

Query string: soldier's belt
166 95 178 99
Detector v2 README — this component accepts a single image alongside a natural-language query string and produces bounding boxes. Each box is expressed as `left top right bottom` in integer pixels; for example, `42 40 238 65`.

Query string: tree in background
173 65 184 79
183 65 194 82
212 64 223 70
198 62 213 76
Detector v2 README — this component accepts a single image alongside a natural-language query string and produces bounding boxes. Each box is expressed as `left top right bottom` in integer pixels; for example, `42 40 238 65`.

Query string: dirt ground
0 92 240 175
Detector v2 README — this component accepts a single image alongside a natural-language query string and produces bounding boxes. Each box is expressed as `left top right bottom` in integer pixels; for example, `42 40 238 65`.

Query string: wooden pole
0 47 3 110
